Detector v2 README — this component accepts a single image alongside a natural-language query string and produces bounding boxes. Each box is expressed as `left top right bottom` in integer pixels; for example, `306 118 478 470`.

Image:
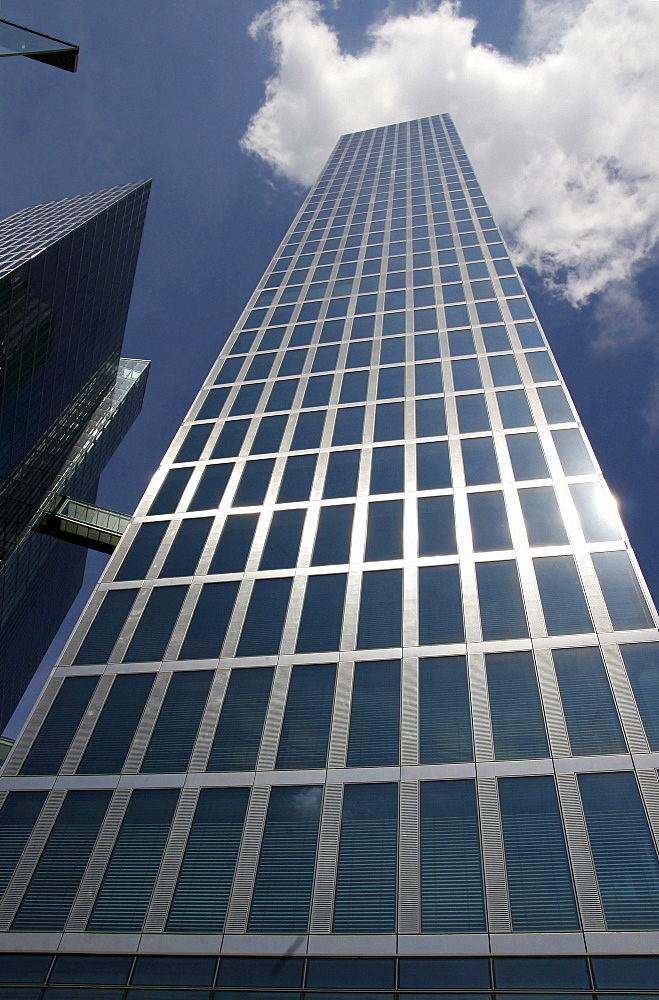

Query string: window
468 491 511 551
20 676 99 775
620 643 659 750
538 385 573 424
0 792 47 898
208 514 258 573
418 495 456 556
448 328 475 356
499 776 579 930
165 787 249 933
207 667 274 771
141 670 212 773
419 657 473 763
365 500 403 561
188 463 233 511
420 780 485 932
73 589 137 666
148 467 192 515
159 517 213 577
497 389 533 428
276 663 336 769
237 578 292 656
197 386 229 419
526 350 557 382
179 582 239 661
250 414 287 454
78 673 155 775
232 459 274 506
291 410 324 450
416 397 446 437
347 660 400 767
570 482 620 542
123 585 187 663
419 566 464 645
323 449 360 498
486 651 548 759
374 401 404 441
278 453 317 502
452 358 481 391
370 445 404 494
115 522 167 581
302 374 332 408
211 418 249 458
333 783 397 932
174 423 212 463
377 366 405 399
357 569 402 649
417 441 451 489
265 378 299 412
415 361 442 395
552 428 594 476
507 433 549 480
340 370 369 404
592 550 654 630
260 509 305 569
534 555 593 635
296 574 347 653
519 486 568 546
553 647 626 755
456 393 490 433
312 505 353 566
462 437 499 485
332 406 365 446
229 382 263 416
248 785 323 932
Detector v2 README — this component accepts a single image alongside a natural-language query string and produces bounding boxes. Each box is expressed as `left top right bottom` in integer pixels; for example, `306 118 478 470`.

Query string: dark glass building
0 183 150 726
0 117 658 995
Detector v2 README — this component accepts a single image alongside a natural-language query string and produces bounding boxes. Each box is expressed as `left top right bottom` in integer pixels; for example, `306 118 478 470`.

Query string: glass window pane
211 419 249 459
534 555 593 635
518 487 568 546
538 385 573 423
115 522 167 581
0 793 48 898
332 406 365 445
188 463 233 511
468 492 511 551
323 450 360 498
456 394 489 433
20 676 98 775
259 509 305 569
415 361 442 396
159 518 213 577
357 569 402 649
569 482 620 543
452 358 481 391
78 673 155 775
620 642 659 750
277 454 316 502
302 374 332 409
347 660 400 767
553 647 626 755
250 415 287 454
198 386 229 419
486 651 548 759
497 389 533 428
462 437 499 485
237 578 292 656
489 354 521 387
419 566 464 645
418 496 456 556
123 586 187 663
415 397 446 437
370 446 404 494
592 550 654 630
141 671 212 773
477 561 528 640
507 433 549 481
419 657 473 764
265 378 299 412
552 428 594 475
207 667 274 771
208 515 258 573
312 506 353 566
296 574 347 653
232 459 274 507
374 401 404 441
365 500 403 561
291 411 324 451
175 423 210 464
417 441 451 489
276 664 336 769
73 590 137 665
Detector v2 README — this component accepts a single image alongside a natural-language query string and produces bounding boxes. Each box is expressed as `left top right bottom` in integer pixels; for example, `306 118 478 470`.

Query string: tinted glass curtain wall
2 115 659 991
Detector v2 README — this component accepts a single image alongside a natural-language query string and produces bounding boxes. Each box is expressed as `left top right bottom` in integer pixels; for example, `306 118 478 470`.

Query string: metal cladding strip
555 772 606 930
636 769 659 858
163 582 203 662
143 786 200 933
2 677 64 777
121 672 171 774
188 669 230 773
223 784 270 934
327 661 354 770
400 656 419 766
398 779 420 934
0 788 67 929
309 783 344 934
59 673 115 775
601 643 650 753
65 788 132 932
467 652 494 762
476 776 512 933
534 648 571 758
256 664 291 771
108 586 151 663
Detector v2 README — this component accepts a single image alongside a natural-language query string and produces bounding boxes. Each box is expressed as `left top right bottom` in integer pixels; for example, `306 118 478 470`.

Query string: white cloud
242 0 659 306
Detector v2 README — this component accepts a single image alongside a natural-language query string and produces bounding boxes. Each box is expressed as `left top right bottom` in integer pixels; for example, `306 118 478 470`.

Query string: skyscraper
1 115 658 994
0 183 150 727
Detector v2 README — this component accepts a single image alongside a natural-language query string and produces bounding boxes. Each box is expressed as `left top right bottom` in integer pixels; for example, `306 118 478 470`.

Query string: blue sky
1 0 658 734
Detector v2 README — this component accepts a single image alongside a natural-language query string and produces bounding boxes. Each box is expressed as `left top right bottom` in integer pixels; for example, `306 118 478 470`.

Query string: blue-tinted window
380 337 405 364
278 453 317 502
538 384 573 423
159 518 213 577
416 397 446 437
477 561 528 640
419 566 464 645
208 514 258 573
20 676 98 775
249 785 322 932
178 581 239 660
207 667 274 771
87 789 178 932
346 340 372 369
552 428 594 475
166 787 249 933
49 954 131 985
399 956 489 989
420 657 472 763
260 509 305 569
570 482 620 542
312 505 353 565
296 574 347 653
462 437 499 485
12 790 111 931
115 522 167 581
141 670 212 773
417 441 451 489
592 955 659 990
332 406 365 446
237 577 292 656
0 792 47 899
265 378 299 412
494 956 589 989
333 783 397 932
291 410 324 451
229 382 263 416
301 374 332 409
534 555 593 635
418 495 456 556
323 449 360 498
73 589 137 665
175 424 212 463
148 468 192 515
357 569 402 649
211 419 249 459
78 673 155 775
456 393 489 432
468 491 511 551
278 350 306 377
382 312 405 336
374 401 404 441
123 586 187 663
415 361 442 396
188 463 233 511
507 433 549 480
579 771 659 928
197 386 229 419
483 325 510 352
486 651 547 759
348 660 400 767
593 550 654 630
246 352 275 381
420 780 485 932
276 663 336 769
452 358 481 391
217 956 303 989
215 356 244 384
448 328 475 356
313 344 340 372
553 647 626 755
526 350 557 382
232 459 274 506
365 500 403 561
519 486 568 546
377 366 405 400
340 370 369 404
250 415 287 455
620 643 659 750
370 445 404 494
499 775 578 930
497 389 533 428
489 354 521 387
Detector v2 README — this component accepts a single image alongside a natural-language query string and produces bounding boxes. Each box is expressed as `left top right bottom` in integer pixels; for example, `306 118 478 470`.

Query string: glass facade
0 185 151 725
1 115 659 993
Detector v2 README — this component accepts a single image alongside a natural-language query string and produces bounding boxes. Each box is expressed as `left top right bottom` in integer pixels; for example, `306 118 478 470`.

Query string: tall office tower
1 116 659 996
0 182 150 726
